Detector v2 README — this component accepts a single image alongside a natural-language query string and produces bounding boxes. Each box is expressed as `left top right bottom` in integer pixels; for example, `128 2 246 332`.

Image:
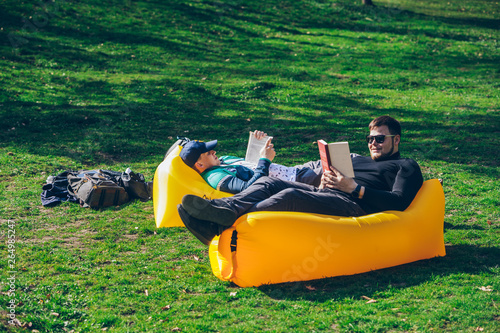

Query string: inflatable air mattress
153 145 445 287
209 179 445 287
153 145 232 228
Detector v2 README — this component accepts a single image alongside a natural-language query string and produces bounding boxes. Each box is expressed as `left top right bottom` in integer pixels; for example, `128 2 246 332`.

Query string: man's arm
221 137 275 193
206 138 275 194
219 158 271 194
361 159 423 212
320 159 423 213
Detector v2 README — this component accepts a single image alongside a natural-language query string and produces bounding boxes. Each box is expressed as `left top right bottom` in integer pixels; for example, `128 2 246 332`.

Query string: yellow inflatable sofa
153 145 232 228
154 146 446 287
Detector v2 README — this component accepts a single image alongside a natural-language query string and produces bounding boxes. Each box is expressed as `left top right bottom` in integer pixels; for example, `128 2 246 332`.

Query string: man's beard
372 138 394 161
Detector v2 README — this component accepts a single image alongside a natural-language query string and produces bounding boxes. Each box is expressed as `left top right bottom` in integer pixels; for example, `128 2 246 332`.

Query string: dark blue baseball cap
179 140 218 167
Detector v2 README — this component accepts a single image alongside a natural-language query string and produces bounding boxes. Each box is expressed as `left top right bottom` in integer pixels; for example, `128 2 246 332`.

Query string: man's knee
253 188 304 212
253 176 271 185
255 176 283 186
277 188 305 201
251 176 291 194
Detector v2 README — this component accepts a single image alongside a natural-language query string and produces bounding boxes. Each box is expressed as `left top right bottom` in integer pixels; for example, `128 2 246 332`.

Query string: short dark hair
369 116 401 136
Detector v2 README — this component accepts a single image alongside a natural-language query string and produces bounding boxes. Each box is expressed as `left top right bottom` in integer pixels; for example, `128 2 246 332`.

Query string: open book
317 140 355 178
245 132 273 165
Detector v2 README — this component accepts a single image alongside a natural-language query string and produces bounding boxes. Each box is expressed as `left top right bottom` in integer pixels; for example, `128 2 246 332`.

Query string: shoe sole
177 205 212 246
182 195 236 226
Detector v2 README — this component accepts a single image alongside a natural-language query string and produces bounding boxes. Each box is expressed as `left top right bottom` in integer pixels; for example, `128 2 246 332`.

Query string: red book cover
317 139 331 173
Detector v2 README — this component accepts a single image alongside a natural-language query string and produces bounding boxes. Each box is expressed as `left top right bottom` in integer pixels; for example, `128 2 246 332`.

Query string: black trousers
216 176 366 218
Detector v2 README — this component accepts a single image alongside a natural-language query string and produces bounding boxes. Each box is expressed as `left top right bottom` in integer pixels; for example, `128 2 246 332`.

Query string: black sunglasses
366 135 396 144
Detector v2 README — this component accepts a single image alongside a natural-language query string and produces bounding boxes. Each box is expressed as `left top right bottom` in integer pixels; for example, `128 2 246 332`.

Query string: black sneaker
182 195 237 227
177 205 224 245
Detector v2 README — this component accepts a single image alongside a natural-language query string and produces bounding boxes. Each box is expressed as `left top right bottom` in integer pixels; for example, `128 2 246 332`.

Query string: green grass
0 0 499 331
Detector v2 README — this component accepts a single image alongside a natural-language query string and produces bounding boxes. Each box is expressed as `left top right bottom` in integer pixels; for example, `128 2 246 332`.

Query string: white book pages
245 132 273 165
327 142 354 178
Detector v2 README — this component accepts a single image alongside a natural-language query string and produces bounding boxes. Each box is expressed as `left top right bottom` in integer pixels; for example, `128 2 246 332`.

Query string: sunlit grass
0 0 498 332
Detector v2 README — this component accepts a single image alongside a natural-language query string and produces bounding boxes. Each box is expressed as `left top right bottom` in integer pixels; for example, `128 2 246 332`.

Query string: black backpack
68 170 129 208
121 168 153 202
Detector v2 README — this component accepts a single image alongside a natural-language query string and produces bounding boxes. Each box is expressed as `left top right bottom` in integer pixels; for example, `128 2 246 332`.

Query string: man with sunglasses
178 116 424 245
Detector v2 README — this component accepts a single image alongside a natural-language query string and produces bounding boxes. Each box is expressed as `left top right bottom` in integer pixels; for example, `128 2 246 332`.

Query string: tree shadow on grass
258 244 499 302
1 79 498 168
1 0 498 169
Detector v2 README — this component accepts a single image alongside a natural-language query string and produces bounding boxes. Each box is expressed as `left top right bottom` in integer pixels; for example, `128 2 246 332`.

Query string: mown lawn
0 0 499 332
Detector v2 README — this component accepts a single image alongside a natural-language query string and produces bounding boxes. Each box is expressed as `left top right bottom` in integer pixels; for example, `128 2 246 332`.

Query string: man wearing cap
179 131 323 194
178 116 424 245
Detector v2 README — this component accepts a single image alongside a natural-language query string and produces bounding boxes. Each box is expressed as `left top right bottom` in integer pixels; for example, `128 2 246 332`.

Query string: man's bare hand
260 137 275 161
319 166 357 193
253 130 268 140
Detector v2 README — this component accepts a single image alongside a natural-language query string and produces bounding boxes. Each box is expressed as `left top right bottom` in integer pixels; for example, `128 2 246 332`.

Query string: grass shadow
259 244 499 302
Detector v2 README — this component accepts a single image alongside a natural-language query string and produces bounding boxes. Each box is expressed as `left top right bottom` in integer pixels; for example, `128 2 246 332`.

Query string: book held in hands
245 132 273 165
317 140 355 178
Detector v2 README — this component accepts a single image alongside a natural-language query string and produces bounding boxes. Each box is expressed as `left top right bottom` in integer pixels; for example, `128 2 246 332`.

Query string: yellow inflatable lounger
153 146 445 287
209 179 446 287
153 145 232 228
